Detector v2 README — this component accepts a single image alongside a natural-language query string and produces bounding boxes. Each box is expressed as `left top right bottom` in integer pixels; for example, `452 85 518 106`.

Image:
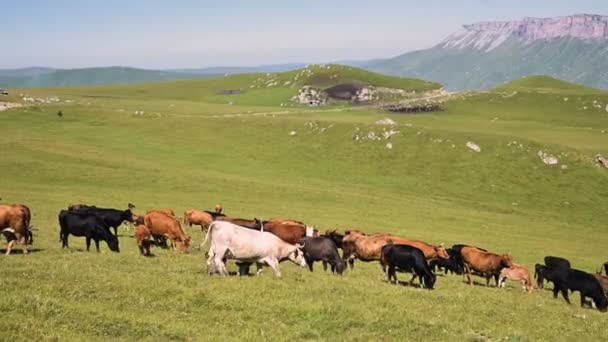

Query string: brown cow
461 246 513 286
374 233 449 261
0 204 30 255
147 208 176 217
144 211 190 253
183 209 214 230
498 264 533 292
341 230 390 270
594 273 608 297
261 218 318 244
134 224 152 256
215 216 261 229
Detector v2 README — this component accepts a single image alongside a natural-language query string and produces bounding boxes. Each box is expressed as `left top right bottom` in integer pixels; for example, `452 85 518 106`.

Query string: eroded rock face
292 86 327 107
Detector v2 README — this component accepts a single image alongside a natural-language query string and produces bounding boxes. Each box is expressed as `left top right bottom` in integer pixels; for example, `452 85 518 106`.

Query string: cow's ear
128 203 136 209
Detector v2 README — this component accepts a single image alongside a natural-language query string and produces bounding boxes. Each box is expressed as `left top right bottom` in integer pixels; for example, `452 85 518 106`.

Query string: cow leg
5 240 15 255
94 239 101 252
305 256 314 272
255 262 264 276
85 237 92 251
409 272 417 287
485 274 492 287
266 259 281 277
580 294 587 308
19 236 28 255
387 266 397 284
560 287 571 304
553 285 560 299
322 260 328 271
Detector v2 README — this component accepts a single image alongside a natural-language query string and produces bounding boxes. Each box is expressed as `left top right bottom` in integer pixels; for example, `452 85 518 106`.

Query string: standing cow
0 204 31 255
299 236 345 275
460 246 513 286
70 203 135 237
58 210 120 252
203 221 306 277
498 264 534 293
382 244 436 289
134 224 153 256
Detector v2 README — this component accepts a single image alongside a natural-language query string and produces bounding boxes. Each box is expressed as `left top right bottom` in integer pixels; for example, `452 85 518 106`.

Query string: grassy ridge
1 75 607 340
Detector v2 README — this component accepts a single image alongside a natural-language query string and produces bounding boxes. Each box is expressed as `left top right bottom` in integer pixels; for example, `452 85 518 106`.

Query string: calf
552 268 608 312
381 244 436 289
498 264 533 292
134 224 152 256
461 246 512 286
58 210 119 252
299 237 345 275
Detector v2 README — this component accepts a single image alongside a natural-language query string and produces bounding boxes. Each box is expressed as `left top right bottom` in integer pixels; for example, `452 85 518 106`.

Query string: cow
203 221 306 277
11 203 33 244
214 204 223 214
535 264 564 290
260 218 318 244
321 230 344 249
377 233 449 262
544 256 571 270
341 230 390 270
134 224 152 256
144 211 190 253
0 204 31 255
381 244 436 289
215 216 261 229
429 249 464 275
460 246 513 286
147 208 176 217
58 210 119 252
593 273 608 297
450 244 487 273
70 203 135 236
299 237 345 275
552 268 608 312
184 209 215 231
498 264 533 293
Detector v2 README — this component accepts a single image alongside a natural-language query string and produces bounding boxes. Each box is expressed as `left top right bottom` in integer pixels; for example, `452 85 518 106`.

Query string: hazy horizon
4 0 608 69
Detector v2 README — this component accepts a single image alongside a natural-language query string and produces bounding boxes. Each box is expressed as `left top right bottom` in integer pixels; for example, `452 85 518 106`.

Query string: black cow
58 210 119 252
552 268 608 312
203 210 226 220
535 264 566 290
299 237 345 275
430 249 464 275
603 261 608 276
544 256 571 270
71 204 135 236
382 244 436 289
321 230 344 249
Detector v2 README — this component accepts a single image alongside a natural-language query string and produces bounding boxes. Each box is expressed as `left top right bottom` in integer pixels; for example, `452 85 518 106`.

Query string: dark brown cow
144 211 190 253
0 204 30 255
134 224 152 256
261 218 318 245
461 246 513 286
215 216 261 229
594 273 608 297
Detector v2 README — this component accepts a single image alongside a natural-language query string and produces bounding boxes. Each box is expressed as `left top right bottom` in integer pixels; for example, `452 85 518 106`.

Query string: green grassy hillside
0 74 607 340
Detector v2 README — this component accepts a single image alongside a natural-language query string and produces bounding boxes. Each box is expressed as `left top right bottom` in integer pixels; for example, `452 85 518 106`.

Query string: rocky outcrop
292 86 327 106
441 14 608 51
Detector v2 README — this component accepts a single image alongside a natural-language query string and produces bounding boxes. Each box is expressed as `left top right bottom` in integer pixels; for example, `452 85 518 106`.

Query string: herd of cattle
1 202 608 312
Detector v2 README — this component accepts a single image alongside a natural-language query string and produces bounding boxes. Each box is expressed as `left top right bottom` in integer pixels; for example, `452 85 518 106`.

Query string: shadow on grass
0 248 44 254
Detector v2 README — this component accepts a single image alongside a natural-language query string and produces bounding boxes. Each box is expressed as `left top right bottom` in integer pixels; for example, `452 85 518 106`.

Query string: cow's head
107 234 120 252
335 259 346 275
214 204 223 214
180 236 191 254
424 272 437 289
435 243 450 259
501 253 514 268
288 243 307 267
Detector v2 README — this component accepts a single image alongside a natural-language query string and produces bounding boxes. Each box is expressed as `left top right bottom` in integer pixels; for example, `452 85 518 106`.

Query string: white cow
203 221 307 277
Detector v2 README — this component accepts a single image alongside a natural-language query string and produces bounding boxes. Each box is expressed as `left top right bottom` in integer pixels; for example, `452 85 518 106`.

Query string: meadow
1 67 608 341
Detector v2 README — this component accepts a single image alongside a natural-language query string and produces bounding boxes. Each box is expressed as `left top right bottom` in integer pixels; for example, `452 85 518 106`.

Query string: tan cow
144 211 190 253
341 230 390 270
183 209 214 230
498 264 533 292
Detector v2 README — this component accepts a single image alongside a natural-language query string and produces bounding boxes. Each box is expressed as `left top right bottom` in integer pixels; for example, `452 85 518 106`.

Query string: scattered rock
561 165 568 170
376 118 397 126
0 102 23 111
538 150 559 165
466 141 481 153
292 86 327 107
382 128 400 139
564 97 569 102
288 131 297 137
573 313 586 320
605 104 608 112
596 154 608 168
386 142 393 149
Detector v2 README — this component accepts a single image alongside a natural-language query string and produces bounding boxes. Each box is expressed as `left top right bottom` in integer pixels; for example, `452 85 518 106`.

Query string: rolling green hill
0 66 215 88
1 72 607 340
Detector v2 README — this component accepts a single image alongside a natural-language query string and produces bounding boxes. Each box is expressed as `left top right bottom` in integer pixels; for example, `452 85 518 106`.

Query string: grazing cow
58 210 119 252
460 246 513 286
134 224 152 256
203 221 306 277
381 244 436 289
430 249 464 275
260 219 318 244
0 204 30 255
498 264 533 293
321 230 344 249
593 273 608 297
70 204 135 236
544 256 571 270
299 237 345 275
552 268 608 312
184 209 214 231
341 230 390 270
144 211 190 253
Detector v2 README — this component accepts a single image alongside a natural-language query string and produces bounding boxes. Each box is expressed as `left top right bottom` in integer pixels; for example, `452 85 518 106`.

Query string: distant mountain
369 14 608 90
0 67 216 88
170 63 307 75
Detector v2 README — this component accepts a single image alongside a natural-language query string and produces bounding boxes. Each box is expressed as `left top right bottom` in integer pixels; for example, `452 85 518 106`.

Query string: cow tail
183 211 189 226
201 222 214 248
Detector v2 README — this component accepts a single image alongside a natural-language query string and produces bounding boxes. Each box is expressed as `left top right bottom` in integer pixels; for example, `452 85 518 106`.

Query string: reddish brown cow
183 209 214 230
134 224 152 256
0 204 30 255
144 211 190 253
341 230 391 269
376 234 449 261
461 246 513 286
147 208 176 217
261 219 318 244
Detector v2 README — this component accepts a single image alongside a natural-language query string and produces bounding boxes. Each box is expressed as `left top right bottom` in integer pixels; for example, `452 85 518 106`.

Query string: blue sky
3 0 607 69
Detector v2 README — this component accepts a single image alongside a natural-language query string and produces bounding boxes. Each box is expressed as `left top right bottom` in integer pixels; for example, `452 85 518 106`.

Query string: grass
1 73 608 341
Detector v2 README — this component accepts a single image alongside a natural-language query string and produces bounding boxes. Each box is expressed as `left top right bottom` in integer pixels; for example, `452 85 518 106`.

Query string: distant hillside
0 67 216 88
494 75 607 95
369 14 608 90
